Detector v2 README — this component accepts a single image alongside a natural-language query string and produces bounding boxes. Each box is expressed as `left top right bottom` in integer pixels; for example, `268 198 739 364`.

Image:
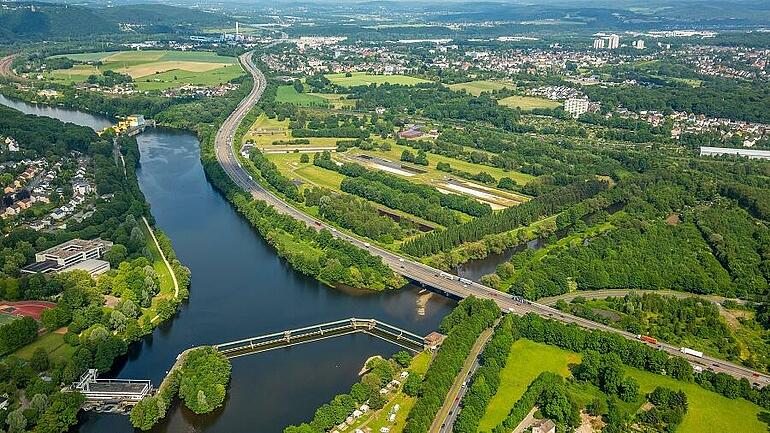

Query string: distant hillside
0 2 229 41
0 3 117 40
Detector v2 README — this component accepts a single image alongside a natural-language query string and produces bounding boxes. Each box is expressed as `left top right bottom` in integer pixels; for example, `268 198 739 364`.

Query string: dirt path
512 407 538 433
143 216 180 305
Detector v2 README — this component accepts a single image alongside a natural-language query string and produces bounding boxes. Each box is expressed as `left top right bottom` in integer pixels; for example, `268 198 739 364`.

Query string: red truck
638 335 657 344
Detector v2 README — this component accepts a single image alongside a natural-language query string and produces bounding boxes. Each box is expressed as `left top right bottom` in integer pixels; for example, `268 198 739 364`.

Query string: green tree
30 347 50 372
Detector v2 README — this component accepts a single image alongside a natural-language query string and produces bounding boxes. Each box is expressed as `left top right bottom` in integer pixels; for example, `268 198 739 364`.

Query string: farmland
46 50 244 90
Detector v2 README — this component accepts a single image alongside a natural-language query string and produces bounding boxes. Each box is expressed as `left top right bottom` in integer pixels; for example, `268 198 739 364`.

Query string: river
0 95 456 433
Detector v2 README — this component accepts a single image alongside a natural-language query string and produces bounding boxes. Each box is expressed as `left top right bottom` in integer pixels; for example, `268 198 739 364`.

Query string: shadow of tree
757 411 770 431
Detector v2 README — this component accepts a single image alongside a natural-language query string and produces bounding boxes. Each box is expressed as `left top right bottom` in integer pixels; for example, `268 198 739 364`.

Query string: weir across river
215 318 428 358
74 318 433 411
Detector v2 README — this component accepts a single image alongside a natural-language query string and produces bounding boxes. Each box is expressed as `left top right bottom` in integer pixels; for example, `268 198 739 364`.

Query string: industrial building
21 238 113 276
700 146 770 160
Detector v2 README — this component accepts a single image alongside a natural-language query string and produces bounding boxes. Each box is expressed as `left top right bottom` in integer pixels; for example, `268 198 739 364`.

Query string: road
539 289 751 307
433 327 493 433
0 55 18 79
214 51 770 388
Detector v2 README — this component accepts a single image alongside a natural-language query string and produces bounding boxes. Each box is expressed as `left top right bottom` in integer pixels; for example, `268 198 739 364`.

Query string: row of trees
304 187 408 243
348 83 523 133
401 179 607 256
249 150 302 201
513 314 770 411
403 297 500 433
452 315 515 433
436 162 496 186
340 177 462 227
314 152 490 223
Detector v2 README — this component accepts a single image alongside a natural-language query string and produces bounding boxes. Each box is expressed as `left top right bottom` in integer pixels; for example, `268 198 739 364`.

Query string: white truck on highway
680 347 704 358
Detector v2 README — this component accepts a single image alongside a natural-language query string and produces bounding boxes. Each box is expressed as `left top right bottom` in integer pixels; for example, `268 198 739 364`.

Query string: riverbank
1 77 455 433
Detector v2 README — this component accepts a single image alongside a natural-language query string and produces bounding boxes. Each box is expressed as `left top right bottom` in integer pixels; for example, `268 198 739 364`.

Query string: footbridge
215 318 427 359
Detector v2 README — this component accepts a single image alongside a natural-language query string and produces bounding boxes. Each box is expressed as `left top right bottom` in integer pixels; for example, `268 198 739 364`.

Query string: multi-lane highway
214 51 770 388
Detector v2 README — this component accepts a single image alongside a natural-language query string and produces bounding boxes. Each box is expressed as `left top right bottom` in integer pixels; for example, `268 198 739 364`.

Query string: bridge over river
73 318 434 411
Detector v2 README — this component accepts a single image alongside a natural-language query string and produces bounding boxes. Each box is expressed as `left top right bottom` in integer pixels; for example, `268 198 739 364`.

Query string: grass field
478 339 769 433
628 369 767 433
14 332 75 364
47 50 243 90
448 80 514 96
0 313 17 325
478 339 579 432
309 93 357 109
275 85 330 107
498 95 562 111
355 140 535 187
326 72 430 87
134 64 244 91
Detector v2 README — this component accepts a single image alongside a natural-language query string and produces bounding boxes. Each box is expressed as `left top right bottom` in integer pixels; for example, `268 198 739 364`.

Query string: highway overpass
213 51 770 388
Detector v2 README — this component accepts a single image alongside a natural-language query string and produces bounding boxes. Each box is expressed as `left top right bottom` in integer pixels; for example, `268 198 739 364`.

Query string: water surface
0 95 455 433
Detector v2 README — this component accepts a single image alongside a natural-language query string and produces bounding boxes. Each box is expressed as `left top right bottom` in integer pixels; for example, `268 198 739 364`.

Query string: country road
0 55 18 79
213 51 770 388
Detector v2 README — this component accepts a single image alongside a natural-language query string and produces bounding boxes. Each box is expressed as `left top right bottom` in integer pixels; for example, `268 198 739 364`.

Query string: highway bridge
215 318 426 359
214 51 770 387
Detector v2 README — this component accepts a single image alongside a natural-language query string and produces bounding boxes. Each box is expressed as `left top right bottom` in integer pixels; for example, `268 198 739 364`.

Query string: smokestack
236 22 240 37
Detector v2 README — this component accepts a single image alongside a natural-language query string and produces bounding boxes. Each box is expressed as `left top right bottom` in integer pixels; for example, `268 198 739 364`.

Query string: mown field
47 50 244 90
477 339 768 433
447 80 514 96
325 72 430 87
497 95 562 111
275 85 330 107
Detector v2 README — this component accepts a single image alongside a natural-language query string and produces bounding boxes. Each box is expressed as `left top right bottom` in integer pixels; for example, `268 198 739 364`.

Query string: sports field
478 339 768 433
447 80 514 96
498 95 562 111
325 72 430 87
47 50 244 90
0 300 56 320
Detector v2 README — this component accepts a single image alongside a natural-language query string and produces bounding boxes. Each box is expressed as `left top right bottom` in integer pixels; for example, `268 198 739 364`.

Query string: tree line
403 297 500 433
453 315 515 433
401 179 607 256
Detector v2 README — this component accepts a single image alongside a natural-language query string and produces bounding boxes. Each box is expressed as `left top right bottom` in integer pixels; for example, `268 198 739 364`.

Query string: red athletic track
0 301 56 320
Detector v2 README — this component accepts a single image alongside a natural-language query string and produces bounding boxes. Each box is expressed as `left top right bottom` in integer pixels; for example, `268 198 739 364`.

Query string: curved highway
214 52 770 387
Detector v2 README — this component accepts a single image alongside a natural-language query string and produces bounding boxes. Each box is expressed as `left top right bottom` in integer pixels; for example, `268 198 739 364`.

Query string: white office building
564 98 590 118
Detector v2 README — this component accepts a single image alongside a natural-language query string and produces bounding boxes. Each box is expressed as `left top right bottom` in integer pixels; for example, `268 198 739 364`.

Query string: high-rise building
633 39 645 50
564 97 589 118
607 34 620 49
593 38 606 49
